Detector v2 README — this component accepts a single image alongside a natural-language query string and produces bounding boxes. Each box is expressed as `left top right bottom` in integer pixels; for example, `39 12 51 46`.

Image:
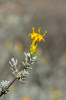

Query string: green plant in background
0 27 47 97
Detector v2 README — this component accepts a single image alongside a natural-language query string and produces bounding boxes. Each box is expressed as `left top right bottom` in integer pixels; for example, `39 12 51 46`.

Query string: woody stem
6 77 17 90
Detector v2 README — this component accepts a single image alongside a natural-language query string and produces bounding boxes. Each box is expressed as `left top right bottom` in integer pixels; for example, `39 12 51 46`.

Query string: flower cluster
28 27 47 54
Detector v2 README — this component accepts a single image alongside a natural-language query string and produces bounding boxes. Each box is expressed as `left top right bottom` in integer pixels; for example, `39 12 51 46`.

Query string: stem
7 77 17 90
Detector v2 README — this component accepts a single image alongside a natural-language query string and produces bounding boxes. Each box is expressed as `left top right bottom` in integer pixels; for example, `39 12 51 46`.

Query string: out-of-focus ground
0 0 66 100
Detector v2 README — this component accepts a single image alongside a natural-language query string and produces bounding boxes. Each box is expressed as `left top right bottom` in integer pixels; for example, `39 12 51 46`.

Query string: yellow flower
53 90 62 99
28 27 47 42
22 97 30 100
29 27 47 54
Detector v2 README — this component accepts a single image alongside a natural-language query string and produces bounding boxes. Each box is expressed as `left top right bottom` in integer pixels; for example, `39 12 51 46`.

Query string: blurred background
0 0 66 100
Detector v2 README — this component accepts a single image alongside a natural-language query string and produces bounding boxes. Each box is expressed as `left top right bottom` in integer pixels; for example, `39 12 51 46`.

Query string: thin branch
0 77 17 97
6 77 17 90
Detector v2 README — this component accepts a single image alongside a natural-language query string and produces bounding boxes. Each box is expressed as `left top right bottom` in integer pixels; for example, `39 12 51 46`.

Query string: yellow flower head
29 27 47 54
23 97 30 100
28 27 47 43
